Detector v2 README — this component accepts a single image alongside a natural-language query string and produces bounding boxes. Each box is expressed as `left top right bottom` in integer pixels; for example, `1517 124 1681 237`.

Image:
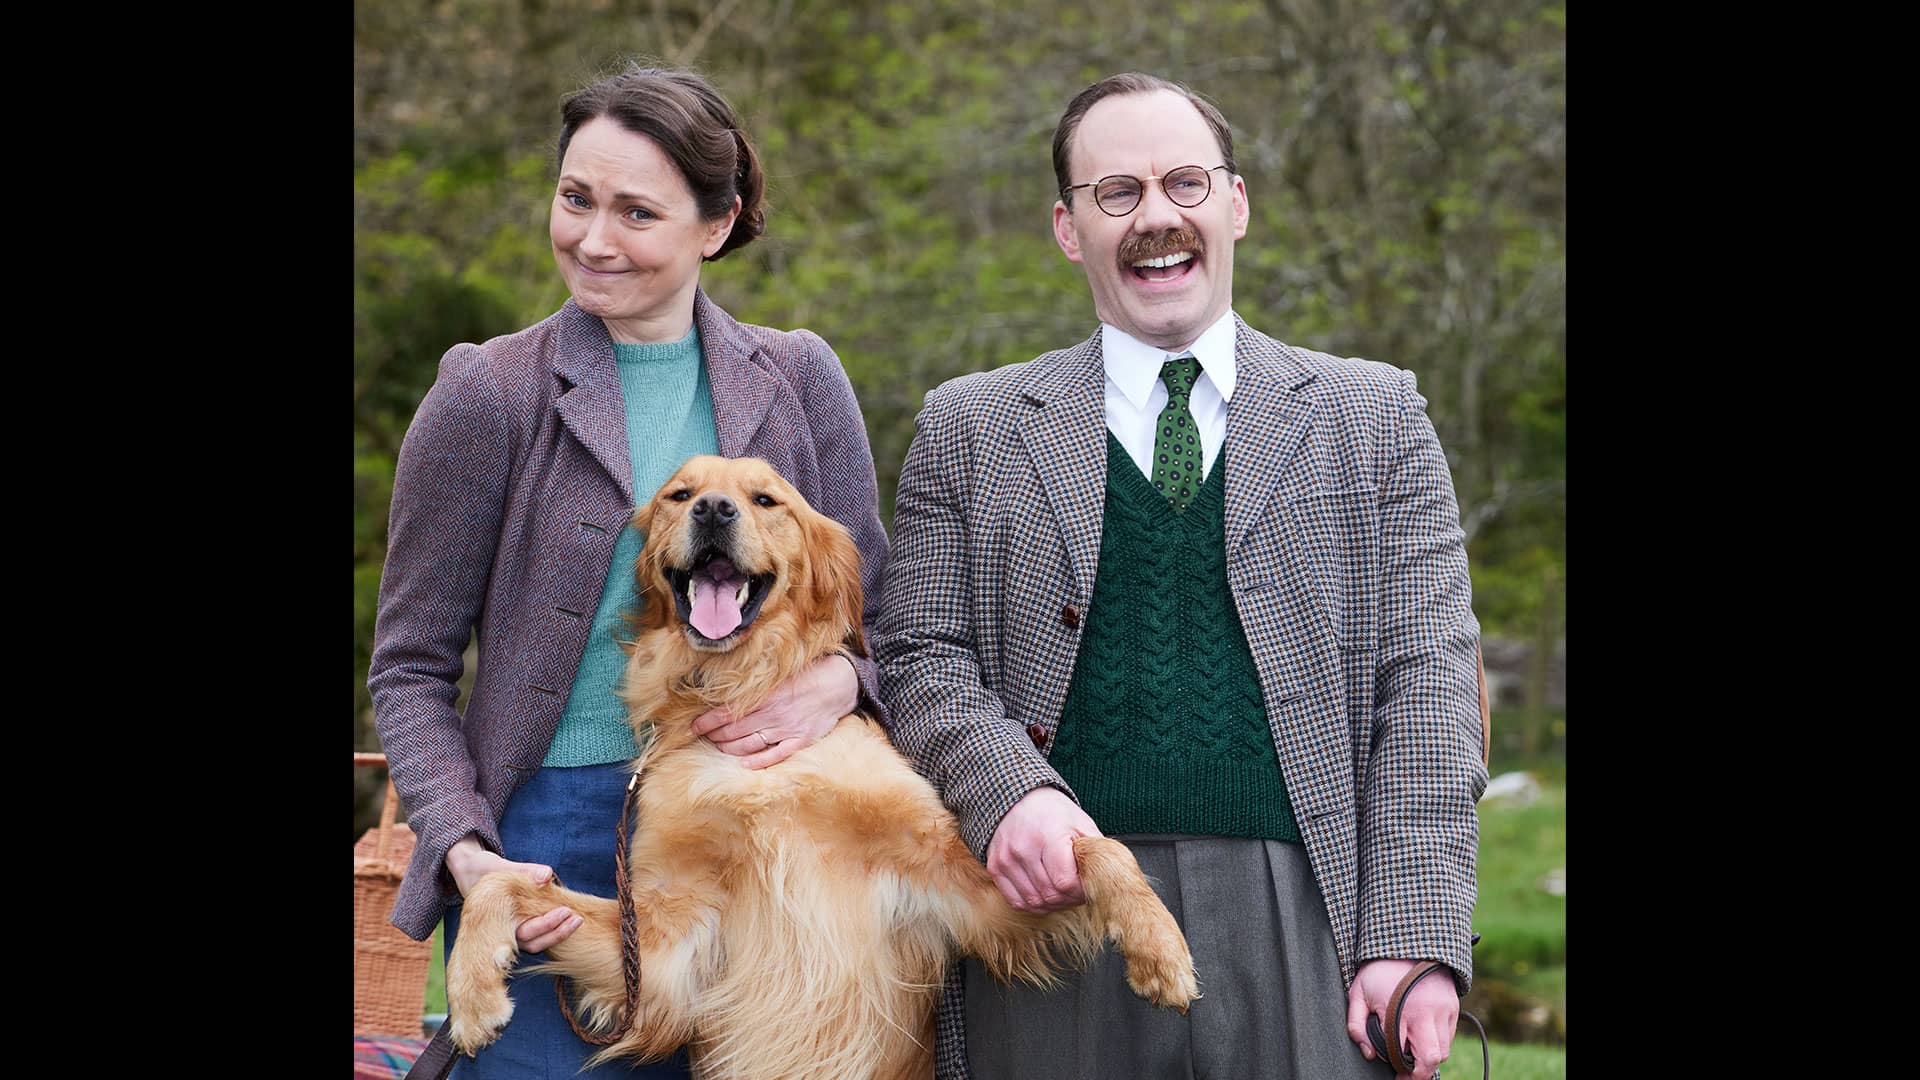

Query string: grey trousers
962 835 1391 1080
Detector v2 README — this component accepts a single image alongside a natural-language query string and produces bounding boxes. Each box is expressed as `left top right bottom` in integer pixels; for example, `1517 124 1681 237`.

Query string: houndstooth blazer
873 315 1488 1078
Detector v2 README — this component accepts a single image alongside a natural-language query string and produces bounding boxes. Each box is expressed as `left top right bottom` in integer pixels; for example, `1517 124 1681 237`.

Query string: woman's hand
445 835 584 954
692 654 859 769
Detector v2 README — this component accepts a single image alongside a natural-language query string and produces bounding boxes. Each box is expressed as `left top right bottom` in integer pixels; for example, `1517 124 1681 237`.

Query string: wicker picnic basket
354 752 430 1038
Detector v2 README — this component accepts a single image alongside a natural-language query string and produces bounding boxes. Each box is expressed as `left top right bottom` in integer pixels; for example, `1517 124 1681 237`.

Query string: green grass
1469 762 1567 1043
426 920 445 1016
1460 1038 1567 1079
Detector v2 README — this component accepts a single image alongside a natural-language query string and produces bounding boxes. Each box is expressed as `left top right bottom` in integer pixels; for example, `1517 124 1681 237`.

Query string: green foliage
355 0 1565 870
1472 768 1567 1043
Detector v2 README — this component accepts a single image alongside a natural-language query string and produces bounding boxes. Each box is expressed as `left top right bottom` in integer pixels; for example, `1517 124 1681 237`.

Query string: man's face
1052 90 1249 351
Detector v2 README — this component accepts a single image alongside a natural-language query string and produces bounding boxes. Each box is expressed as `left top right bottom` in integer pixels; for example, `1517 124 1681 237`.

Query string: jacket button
1060 604 1081 629
1027 724 1049 750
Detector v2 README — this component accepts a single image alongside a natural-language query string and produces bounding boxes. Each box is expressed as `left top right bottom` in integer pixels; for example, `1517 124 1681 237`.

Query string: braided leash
553 770 645 1045
1364 959 1490 1080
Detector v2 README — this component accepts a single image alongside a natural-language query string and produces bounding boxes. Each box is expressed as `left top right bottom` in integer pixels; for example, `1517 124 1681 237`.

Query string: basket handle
355 752 403 864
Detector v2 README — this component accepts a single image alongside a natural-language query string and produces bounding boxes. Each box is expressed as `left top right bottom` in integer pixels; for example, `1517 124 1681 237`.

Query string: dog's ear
622 505 672 640
797 503 867 656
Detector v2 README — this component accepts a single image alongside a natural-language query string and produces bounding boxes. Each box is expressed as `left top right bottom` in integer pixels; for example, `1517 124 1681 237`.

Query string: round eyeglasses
1061 164 1231 217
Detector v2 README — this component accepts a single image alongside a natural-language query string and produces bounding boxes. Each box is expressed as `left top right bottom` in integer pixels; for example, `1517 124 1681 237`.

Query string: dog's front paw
1123 925 1200 1013
447 988 515 1056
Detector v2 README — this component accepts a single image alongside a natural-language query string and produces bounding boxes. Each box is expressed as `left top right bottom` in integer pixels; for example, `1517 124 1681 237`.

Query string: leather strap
554 770 645 1044
401 1023 457 1080
1364 959 1491 1079
1384 960 1445 1073
1476 644 1490 765
408 771 645 1077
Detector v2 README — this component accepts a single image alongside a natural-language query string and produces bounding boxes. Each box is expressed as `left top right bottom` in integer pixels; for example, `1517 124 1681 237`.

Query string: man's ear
1230 175 1249 239
1053 200 1083 264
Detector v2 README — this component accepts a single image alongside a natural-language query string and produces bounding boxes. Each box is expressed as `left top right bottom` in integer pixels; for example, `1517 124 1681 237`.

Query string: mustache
1116 227 1204 267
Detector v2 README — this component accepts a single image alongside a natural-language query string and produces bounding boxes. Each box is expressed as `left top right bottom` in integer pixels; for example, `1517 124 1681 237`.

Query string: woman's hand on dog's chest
691 654 860 769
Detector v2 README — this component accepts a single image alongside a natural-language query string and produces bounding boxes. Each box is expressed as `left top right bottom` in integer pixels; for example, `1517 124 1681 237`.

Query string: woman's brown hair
558 64 766 260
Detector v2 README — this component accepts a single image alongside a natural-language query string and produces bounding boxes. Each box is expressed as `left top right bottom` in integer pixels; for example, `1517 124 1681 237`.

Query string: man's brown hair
1051 73 1237 208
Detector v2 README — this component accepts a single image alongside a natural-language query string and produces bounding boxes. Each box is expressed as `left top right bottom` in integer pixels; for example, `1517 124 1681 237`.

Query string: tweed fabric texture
1048 437 1299 841
873 316 1486 1079
370 289 892 941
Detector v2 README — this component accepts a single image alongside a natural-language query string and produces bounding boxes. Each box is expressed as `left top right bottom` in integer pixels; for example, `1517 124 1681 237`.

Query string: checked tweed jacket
369 289 891 942
873 316 1488 1077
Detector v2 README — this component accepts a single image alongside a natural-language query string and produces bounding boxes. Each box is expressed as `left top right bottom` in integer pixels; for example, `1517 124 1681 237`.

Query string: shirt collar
1101 309 1239 410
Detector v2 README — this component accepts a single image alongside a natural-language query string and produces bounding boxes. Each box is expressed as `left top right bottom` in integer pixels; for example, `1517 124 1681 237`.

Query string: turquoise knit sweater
1047 435 1300 842
544 326 720 766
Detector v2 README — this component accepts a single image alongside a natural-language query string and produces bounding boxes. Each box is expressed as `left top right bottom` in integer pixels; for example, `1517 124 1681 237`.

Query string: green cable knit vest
1048 434 1300 842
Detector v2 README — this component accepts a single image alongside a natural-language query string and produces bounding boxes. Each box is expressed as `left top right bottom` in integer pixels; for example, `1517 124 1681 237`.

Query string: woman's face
550 117 740 344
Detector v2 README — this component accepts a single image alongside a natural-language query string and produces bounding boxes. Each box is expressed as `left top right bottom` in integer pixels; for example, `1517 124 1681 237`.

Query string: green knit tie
1153 355 1203 511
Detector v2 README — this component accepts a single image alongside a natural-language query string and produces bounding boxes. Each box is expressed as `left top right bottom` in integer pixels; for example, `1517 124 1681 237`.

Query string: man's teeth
1131 251 1194 269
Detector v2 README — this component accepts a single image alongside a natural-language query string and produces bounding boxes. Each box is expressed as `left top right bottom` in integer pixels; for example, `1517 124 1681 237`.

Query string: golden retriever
445 455 1197 1079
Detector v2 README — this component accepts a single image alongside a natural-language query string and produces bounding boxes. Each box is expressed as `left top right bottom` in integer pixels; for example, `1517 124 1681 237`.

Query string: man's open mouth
1127 249 1197 284
666 551 774 646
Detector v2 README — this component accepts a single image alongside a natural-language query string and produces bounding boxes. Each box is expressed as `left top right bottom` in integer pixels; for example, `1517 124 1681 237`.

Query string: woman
368 66 890 1079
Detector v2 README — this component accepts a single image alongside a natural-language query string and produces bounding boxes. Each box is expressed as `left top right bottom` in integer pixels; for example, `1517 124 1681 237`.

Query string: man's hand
984 787 1101 913
445 835 584 954
693 654 858 769
1346 958 1459 1080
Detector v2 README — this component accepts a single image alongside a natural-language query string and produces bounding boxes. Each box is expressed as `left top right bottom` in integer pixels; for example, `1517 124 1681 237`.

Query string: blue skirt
445 761 692 1079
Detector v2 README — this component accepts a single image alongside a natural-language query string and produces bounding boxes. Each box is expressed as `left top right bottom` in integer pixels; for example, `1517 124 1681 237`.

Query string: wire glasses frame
1061 164 1231 217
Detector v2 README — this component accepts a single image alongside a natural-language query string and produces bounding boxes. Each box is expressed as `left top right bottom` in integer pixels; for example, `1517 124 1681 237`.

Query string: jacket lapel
550 300 635 505
695 288 777 458
1017 332 1109 598
1223 318 1318 552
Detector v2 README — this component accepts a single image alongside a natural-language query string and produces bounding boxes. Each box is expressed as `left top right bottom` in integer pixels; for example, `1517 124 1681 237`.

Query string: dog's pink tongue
689 574 744 639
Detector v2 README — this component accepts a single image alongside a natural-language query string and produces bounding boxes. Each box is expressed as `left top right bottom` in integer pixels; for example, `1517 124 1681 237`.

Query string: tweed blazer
874 317 1488 1076
369 288 891 941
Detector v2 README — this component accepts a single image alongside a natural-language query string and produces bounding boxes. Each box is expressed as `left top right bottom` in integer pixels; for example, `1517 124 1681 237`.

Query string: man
873 73 1487 1080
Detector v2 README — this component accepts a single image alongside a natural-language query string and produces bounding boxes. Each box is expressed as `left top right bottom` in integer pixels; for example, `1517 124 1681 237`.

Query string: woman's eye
670 490 692 502
626 206 655 222
753 494 777 507
564 192 589 209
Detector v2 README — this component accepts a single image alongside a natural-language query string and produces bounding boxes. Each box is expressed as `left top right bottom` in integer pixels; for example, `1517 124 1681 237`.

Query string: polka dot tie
1153 354 1203 511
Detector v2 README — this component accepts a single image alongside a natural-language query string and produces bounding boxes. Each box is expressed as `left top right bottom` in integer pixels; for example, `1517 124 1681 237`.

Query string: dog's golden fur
446 455 1197 1079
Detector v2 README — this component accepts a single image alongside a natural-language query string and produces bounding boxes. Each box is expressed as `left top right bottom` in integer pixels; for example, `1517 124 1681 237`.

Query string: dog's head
632 455 866 656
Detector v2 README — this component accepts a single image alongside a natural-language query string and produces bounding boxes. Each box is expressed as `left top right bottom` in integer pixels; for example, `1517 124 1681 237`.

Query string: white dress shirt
1102 310 1238 483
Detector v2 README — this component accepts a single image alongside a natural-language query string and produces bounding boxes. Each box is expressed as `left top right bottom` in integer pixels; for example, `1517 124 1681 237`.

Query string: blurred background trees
355 0 1564 818
356 0 1565 1051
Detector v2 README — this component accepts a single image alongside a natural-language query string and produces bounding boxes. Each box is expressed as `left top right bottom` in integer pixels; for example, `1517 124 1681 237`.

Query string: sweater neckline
1102 431 1226 530
612 323 701 364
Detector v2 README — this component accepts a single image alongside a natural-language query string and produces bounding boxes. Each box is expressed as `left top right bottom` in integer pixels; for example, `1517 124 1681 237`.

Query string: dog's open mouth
666 551 774 646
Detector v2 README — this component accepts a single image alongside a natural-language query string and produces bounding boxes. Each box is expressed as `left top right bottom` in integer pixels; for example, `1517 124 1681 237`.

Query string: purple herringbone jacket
369 288 890 941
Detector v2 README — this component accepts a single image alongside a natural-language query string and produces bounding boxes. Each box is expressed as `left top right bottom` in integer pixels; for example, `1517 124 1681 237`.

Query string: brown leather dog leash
405 772 646 1080
1364 959 1490 1079
553 769 645 1045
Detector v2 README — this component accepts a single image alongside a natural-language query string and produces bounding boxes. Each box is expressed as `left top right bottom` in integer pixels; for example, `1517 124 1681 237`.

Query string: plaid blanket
353 1035 426 1079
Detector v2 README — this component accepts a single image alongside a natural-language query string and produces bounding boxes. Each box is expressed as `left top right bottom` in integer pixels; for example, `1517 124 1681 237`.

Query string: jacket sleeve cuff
414 791 502 901
845 652 890 728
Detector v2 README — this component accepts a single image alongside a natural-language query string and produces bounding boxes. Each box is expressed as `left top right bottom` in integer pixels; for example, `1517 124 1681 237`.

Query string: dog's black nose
691 493 738 525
